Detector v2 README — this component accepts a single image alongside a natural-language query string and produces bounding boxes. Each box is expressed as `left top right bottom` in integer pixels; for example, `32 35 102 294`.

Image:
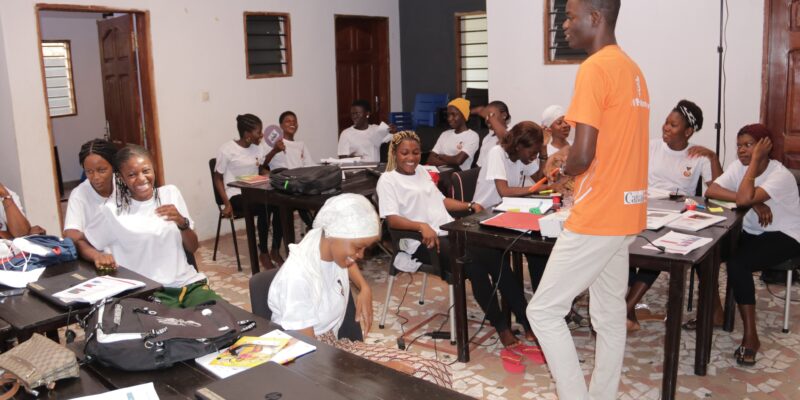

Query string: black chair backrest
249 269 279 319
450 167 481 203
208 158 225 207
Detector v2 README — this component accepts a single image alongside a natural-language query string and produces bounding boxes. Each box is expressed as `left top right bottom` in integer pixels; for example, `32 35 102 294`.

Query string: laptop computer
195 361 350 400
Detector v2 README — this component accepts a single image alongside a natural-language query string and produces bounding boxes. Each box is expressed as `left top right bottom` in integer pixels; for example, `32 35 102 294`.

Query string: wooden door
334 16 390 133
97 15 142 148
762 0 800 168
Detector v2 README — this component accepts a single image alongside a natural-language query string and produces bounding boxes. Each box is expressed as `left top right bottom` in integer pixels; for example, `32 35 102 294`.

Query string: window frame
41 39 78 118
543 0 588 65
243 11 293 79
454 11 488 98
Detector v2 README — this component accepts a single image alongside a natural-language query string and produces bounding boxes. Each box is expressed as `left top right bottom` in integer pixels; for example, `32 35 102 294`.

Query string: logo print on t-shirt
456 142 463 150
683 166 692 177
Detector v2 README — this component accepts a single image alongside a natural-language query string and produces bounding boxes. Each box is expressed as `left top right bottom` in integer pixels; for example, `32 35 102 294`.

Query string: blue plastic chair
389 112 413 131
413 93 449 128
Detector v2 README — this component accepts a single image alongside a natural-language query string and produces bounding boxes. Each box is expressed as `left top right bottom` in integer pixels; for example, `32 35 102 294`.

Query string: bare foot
499 329 519 348
270 249 285 266
525 329 536 342
626 318 641 332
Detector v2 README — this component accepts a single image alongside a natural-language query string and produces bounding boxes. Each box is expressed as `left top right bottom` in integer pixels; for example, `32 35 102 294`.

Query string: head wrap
313 193 379 239
737 123 771 142
448 98 470 120
541 105 565 128
673 100 703 132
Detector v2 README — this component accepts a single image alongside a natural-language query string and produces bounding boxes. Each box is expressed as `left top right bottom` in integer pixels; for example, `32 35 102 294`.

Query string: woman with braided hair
88 145 220 307
64 139 118 269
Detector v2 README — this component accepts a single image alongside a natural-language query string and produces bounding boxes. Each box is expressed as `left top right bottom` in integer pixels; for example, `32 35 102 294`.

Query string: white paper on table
646 210 682 230
665 210 727 232
320 156 361 164
67 382 159 400
53 275 145 304
0 268 45 288
494 197 553 214
643 230 713 255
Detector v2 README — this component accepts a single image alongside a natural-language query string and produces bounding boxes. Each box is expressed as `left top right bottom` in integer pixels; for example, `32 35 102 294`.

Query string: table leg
662 262 687 400
723 229 739 332
243 193 260 274
280 206 295 254
453 232 469 363
695 251 715 375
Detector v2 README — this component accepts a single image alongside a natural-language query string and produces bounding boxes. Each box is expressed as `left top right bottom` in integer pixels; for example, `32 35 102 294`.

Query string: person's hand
752 202 773 227
0 182 8 198
156 204 188 228
94 253 117 271
471 203 484 213
221 202 233 218
688 145 717 160
388 123 397 134
419 223 439 252
273 139 286 152
751 137 772 163
29 225 46 235
486 111 505 131
354 284 373 335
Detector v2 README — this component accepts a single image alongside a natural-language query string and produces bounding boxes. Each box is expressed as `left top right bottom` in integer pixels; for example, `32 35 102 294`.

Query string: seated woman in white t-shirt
379 131 541 352
268 193 452 387
88 145 220 308
540 105 572 160
213 114 276 269
427 98 480 171
626 100 723 331
337 99 395 162
705 124 800 366
0 182 45 239
63 139 118 269
475 100 512 168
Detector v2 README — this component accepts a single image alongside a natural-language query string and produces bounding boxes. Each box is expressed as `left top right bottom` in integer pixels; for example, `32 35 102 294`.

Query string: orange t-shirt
564 45 650 236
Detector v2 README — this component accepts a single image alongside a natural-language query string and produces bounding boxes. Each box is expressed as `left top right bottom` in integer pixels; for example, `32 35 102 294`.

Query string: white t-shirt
64 179 114 236
473 145 540 208
215 140 266 199
714 159 800 244
337 125 392 162
268 259 349 336
377 165 454 236
262 139 315 170
87 185 206 288
476 131 499 168
431 129 480 171
648 140 712 196
0 189 23 232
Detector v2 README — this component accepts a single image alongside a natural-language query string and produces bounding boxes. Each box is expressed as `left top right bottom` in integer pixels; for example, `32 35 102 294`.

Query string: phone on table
0 288 26 297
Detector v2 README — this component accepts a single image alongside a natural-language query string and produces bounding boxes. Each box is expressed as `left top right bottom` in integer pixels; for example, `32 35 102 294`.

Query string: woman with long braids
88 145 220 307
213 114 276 269
63 139 118 269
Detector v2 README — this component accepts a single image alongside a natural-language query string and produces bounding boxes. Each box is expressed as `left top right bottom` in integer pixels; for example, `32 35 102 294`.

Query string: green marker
284 180 289 189
530 207 541 215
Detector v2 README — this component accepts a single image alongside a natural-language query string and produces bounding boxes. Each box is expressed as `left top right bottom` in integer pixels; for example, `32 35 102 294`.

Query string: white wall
40 11 107 183
488 0 764 168
0 16 24 196
0 0 401 239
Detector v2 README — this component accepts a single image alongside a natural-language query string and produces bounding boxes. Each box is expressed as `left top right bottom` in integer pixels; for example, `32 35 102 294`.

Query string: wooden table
44 302 469 400
440 202 742 400
0 260 161 341
229 169 380 274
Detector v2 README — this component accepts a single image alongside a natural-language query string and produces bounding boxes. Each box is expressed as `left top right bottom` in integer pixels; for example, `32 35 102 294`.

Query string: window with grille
456 12 488 98
545 0 588 64
244 12 292 78
42 41 76 117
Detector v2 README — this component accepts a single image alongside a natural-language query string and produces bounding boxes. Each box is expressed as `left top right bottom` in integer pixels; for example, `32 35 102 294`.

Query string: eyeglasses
736 142 756 149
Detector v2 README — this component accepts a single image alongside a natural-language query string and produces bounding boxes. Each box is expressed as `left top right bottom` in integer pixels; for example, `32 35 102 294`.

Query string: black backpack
83 298 254 371
270 165 342 195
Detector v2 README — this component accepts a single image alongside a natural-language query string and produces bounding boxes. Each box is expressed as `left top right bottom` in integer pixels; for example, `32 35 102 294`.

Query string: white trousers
527 229 634 400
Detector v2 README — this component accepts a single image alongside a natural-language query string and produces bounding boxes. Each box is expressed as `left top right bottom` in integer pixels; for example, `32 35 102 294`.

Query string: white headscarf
273 194 379 316
541 105 565 128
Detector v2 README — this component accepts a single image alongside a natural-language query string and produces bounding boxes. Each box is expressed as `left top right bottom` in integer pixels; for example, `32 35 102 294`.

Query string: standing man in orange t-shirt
526 0 649 399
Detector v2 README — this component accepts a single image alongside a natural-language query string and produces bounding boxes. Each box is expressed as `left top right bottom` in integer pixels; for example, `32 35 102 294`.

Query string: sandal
734 346 757 366
500 348 526 374
509 343 546 365
682 318 723 331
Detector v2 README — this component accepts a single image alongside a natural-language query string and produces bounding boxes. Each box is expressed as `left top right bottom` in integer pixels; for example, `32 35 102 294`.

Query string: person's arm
562 123 598 176
348 264 372 335
64 229 116 269
735 138 773 207
294 327 316 338
688 145 724 182
263 140 286 166
433 152 469 168
443 198 483 214
494 179 534 198
212 172 233 218
385 214 440 251
704 182 737 202
426 152 444 166
0 183 31 237
155 206 200 253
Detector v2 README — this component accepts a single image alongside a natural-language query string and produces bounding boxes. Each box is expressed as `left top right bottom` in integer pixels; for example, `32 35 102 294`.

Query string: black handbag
83 298 254 371
270 165 342 195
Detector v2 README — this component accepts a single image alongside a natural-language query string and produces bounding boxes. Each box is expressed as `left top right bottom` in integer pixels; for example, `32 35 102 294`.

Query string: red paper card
480 212 542 232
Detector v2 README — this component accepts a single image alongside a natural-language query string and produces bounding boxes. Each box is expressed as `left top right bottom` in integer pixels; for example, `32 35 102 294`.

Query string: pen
528 176 549 193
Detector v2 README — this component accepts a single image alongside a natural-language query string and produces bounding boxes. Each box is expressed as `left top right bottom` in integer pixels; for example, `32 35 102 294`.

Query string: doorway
334 15 390 133
761 0 800 168
35 5 162 227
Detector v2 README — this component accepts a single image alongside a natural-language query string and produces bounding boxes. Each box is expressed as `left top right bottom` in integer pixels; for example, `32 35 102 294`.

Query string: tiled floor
201 229 800 399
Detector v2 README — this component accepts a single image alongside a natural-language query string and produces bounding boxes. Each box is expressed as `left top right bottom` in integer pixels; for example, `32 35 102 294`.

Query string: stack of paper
494 197 554 214
320 156 361 164
69 382 159 400
235 175 269 185
646 210 682 230
196 329 316 379
53 276 145 304
643 230 713 255
665 210 727 232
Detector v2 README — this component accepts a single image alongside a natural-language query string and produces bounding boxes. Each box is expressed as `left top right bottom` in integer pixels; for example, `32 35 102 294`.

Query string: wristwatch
178 217 191 231
467 201 476 213
1 194 12 203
